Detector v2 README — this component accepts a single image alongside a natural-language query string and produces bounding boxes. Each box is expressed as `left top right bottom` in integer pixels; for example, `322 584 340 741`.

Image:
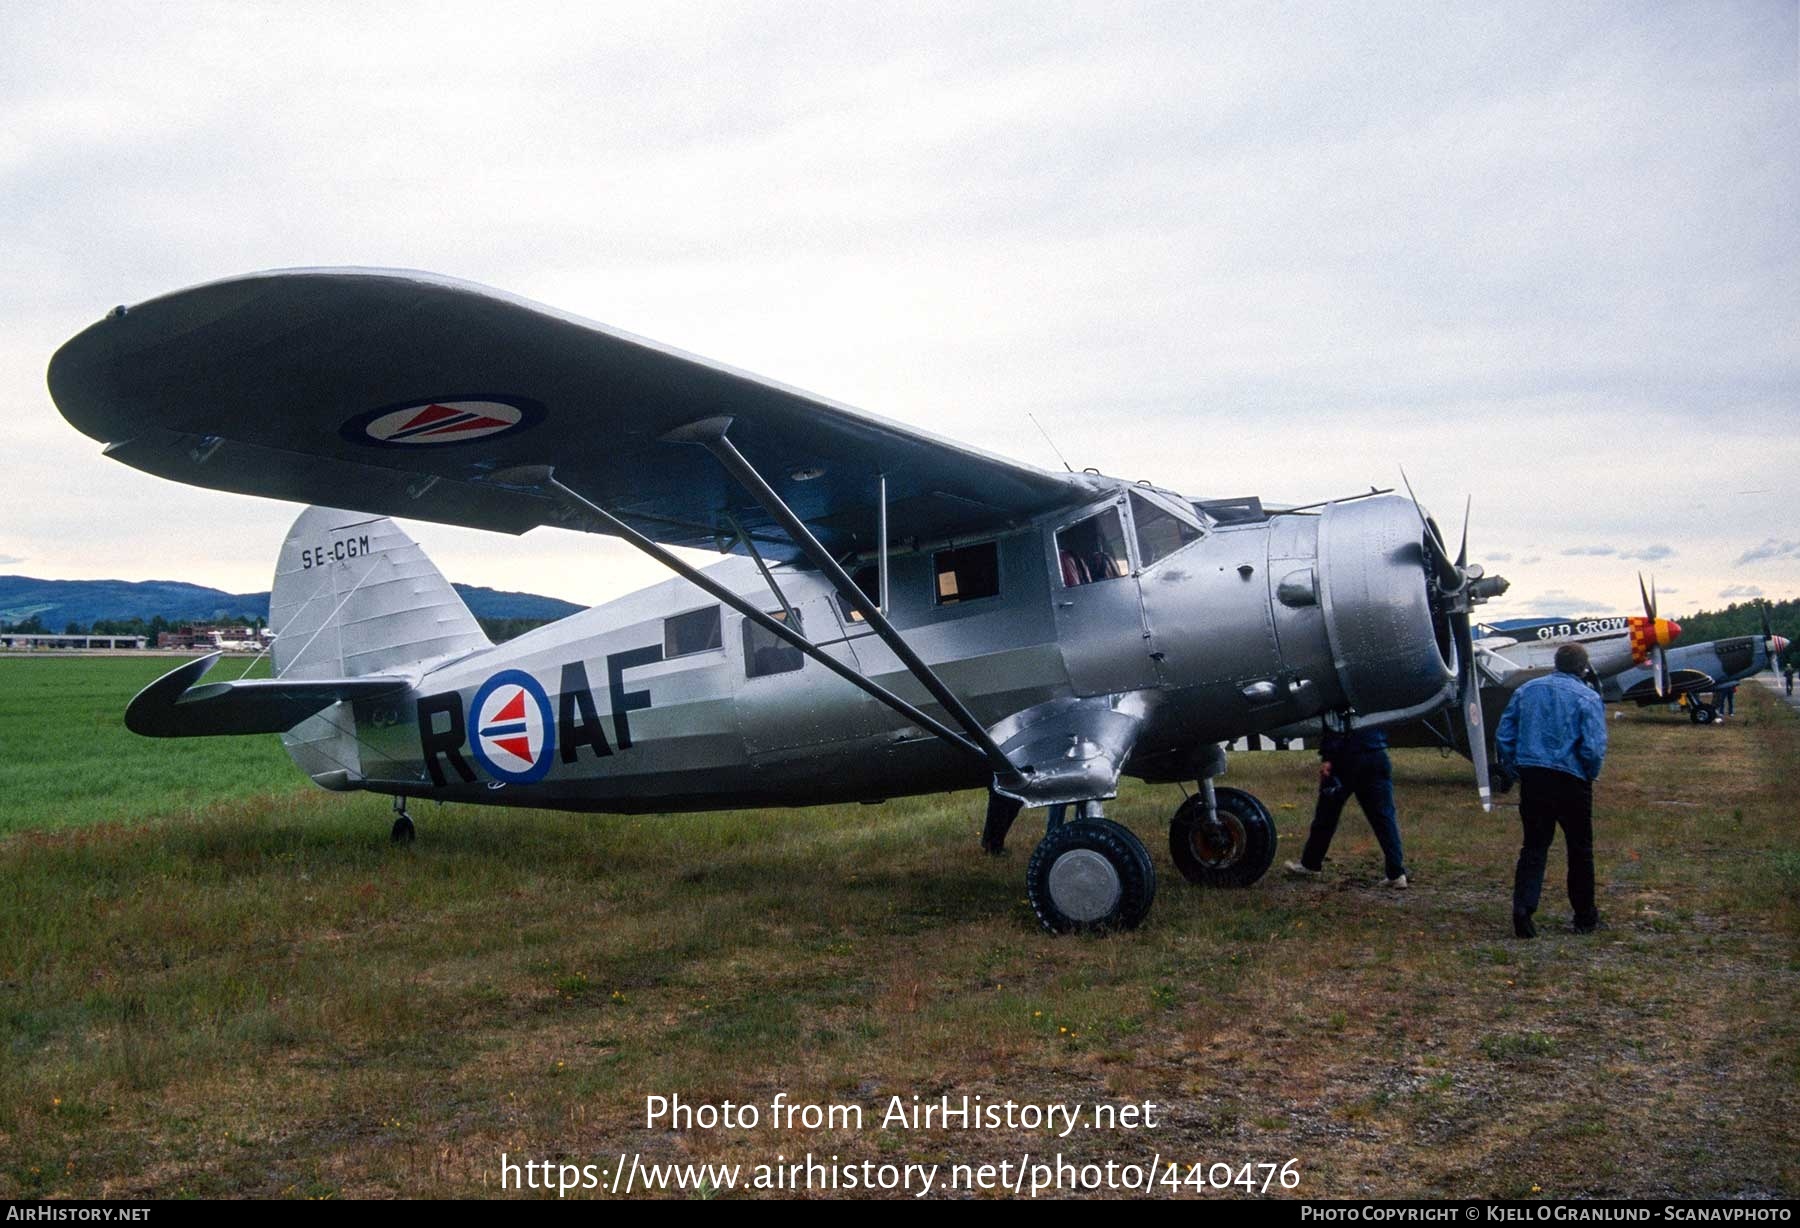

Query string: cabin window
1056 507 1131 587
1130 492 1202 567
744 609 804 677
835 565 881 623
934 542 1000 606
663 605 722 657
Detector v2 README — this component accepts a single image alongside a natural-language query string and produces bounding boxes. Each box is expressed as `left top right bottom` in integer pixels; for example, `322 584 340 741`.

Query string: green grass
0 659 1796 1198
0 656 294 833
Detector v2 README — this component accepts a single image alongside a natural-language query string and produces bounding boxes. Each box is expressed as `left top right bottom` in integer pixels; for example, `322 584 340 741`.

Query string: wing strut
666 416 1024 785
516 467 989 766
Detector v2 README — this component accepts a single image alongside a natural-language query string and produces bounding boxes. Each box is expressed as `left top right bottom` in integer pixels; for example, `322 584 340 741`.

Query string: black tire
390 814 416 844
1692 705 1716 725
1169 786 1277 887
1026 819 1156 934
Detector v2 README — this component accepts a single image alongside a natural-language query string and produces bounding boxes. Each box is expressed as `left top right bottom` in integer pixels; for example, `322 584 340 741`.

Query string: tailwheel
390 796 416 845
1026 818 1156 934
1169 786 1276 887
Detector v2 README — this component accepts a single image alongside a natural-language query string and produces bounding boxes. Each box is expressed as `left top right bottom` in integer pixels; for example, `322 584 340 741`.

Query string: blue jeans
1300 750 1406 880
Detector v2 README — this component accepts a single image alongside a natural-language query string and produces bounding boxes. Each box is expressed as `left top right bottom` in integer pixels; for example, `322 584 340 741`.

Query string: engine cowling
1316 495 1458 726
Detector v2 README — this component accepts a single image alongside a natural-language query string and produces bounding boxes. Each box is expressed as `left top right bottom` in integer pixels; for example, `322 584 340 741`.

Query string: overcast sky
4 1 1796 619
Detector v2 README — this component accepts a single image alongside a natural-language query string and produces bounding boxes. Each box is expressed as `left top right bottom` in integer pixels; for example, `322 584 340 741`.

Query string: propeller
1639 573 1670 698
1761 601 1790 674
1401 472 1494 812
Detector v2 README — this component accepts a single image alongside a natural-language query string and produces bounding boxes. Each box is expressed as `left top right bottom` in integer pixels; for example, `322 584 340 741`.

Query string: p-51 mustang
50 268 1500 933
1601 603 1788 722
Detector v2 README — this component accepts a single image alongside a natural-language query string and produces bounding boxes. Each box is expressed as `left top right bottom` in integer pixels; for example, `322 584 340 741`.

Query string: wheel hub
1189 813 1247 868
1046 849 1122 922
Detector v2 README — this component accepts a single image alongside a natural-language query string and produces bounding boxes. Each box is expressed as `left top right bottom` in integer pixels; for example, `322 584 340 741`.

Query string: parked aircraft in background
1603 604 1789 722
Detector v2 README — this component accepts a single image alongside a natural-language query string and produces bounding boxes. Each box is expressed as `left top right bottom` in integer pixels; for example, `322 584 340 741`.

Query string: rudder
272 507 491 680
272 507 491 790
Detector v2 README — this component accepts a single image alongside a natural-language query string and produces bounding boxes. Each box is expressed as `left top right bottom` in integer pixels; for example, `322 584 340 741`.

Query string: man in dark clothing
1496 643 1609 939
1285 726 1408 888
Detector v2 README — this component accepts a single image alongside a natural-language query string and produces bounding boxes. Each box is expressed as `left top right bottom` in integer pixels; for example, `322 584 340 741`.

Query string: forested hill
0 575 583 633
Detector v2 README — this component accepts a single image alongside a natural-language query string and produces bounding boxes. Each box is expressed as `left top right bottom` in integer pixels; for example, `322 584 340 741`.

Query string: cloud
1719 584 1764 599
0 555 24 566
1556 542 1675 563
1519 556 1542 566
1736 540 1800 566
1503 588 1612 616
1484 551 1513 562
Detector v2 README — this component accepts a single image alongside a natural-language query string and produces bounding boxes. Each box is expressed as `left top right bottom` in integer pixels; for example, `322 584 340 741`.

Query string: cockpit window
1056 507 1131 587
744 609 804 677
1130 492 1202 567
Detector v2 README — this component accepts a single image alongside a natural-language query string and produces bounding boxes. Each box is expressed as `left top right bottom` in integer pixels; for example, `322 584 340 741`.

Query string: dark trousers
1513 767 1596 922
1301 751 1406 880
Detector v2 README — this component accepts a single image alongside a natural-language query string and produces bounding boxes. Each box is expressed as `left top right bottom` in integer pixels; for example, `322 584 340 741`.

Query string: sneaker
1383 874 1408 890
1513 909 1537 939
1284 860 1321 878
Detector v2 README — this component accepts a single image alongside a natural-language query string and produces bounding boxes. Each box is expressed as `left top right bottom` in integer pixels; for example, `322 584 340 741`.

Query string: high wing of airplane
50 267 1495 934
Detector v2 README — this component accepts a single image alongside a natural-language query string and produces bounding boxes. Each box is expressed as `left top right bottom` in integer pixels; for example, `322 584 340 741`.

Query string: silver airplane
49 268 1499 934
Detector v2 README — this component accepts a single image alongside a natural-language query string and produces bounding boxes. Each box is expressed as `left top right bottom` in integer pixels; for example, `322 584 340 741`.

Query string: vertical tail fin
272 506 491 680
271 508 491 790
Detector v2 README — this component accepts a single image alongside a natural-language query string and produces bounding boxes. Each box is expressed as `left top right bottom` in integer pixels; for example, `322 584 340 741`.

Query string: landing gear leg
390 795 416 845
981 789 1024 855
1025 799 1157 933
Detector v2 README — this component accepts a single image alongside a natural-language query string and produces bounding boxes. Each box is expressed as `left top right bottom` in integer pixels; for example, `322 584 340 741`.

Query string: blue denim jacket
1496 671 1608 781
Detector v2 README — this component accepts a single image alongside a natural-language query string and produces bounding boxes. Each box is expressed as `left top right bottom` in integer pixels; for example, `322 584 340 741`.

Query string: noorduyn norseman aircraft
48 268 1508 933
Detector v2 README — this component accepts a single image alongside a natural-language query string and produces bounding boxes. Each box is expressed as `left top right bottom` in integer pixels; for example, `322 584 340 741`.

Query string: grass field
1 658 1795 1199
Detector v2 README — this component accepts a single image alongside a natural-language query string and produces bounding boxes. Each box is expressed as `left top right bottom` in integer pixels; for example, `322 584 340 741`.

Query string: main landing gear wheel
1169 786 1276 887
1689 704 1716 725
1026 819 1156 934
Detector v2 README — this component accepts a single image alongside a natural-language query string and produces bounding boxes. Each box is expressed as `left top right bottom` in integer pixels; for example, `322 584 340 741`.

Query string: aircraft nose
1775 635 1790 654
1665 619 1682 643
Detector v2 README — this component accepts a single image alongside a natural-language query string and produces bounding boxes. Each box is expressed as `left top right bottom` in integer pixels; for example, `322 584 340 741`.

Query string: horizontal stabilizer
125 652 408 738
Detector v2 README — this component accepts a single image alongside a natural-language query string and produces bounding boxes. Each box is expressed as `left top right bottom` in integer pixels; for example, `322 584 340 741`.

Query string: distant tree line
476 616 556 643
2 611 556 645
0 614 266 637
1673 597 1799 670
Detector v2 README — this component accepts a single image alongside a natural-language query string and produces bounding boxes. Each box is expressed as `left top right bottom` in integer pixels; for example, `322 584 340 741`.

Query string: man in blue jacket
1496 642 1609 939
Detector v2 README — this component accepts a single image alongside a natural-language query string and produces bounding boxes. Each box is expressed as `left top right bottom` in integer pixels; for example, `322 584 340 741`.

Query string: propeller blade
1398 468 1462 591
1653 644 1669 699
1456 495 1470 570
1453 609 1492 812
1762 600 1773 640
1638 571 1656 622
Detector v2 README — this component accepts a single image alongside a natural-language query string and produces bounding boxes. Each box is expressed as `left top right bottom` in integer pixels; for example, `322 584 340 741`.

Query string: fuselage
288 489 1458 812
